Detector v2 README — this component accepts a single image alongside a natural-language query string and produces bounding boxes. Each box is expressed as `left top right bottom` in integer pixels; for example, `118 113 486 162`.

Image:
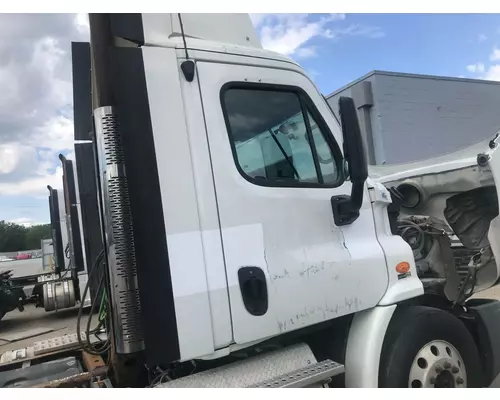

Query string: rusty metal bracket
31 372 91 388
82 351 108 377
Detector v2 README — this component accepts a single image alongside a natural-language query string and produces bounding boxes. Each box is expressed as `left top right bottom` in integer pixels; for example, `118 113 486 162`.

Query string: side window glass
306 111 339 184
222 87 341 187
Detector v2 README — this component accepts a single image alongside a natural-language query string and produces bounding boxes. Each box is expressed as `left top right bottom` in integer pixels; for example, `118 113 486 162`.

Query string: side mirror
331 96 368 226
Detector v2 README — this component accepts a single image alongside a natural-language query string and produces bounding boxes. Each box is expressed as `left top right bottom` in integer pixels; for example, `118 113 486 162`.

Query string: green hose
98 288 107 322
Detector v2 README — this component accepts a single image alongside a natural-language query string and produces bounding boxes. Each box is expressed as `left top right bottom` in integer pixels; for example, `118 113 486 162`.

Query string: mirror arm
331 181 364 226
350 180 364 210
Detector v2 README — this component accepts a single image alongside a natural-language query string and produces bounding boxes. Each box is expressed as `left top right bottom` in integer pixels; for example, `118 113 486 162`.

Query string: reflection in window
223 88 340 186
306 111 338 184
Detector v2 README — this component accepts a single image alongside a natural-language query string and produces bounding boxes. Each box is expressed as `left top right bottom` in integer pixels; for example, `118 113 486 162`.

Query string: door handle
238 266 268 316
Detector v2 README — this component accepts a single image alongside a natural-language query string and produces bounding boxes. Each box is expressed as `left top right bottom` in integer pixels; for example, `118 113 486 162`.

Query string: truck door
198 61 389 344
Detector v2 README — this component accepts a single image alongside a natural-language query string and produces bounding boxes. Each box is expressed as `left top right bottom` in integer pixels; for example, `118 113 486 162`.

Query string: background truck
36 154 94 313
0 153 95 322
1 12 500 389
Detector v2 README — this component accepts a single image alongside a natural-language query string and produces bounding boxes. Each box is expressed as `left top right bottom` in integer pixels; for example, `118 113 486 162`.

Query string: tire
379 306 483 388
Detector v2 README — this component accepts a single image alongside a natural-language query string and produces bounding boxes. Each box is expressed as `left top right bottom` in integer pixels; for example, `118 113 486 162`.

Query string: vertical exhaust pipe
89 14 145 355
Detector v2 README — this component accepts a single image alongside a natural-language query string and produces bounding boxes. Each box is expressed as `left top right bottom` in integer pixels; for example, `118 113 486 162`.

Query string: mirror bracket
331 182 363 226
332 96 368 226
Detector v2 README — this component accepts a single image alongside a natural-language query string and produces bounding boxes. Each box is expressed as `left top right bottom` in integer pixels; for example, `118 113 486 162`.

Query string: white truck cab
92 13 414 361
87 13 500 388
2 13 499 389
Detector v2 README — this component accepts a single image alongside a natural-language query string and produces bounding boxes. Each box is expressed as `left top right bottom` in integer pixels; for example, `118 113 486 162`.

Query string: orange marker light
396 262 410 274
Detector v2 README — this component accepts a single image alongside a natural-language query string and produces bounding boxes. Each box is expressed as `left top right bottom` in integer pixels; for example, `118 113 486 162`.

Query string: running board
249 359 344 388
155 343 344 388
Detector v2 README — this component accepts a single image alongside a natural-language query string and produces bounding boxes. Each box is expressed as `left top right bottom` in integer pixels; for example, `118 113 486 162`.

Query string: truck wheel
379 306 483 388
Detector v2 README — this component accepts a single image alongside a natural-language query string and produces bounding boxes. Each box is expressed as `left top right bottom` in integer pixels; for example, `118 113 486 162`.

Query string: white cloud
31 115 75 151
0 143 65 197
328 24 386 40
478 34 488 43
484 65 500 81
250 14 382 60
0 144 38 177
490 47 500 62
75 13 90 36
295 46 318 59
0 14 88 203
0 166 63 197
466 63 500 82
9 217 46 227
466 45 500 82
256 14 338 56
466 62 485 73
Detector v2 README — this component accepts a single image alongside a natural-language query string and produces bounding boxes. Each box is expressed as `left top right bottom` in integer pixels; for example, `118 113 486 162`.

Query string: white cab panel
142 13 261 49
197 60 389 345
143 47 232 360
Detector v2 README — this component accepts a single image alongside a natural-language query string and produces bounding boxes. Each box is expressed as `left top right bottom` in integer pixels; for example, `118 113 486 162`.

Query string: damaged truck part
374 135 500 304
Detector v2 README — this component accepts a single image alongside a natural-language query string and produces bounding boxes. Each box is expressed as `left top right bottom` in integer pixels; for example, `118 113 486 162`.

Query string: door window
222 85 343 187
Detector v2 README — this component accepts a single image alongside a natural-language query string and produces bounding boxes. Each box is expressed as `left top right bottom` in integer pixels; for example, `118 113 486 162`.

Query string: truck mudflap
465 298 500 386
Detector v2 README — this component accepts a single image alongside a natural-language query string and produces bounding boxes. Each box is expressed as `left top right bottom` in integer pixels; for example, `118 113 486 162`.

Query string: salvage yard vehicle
0 13 500 389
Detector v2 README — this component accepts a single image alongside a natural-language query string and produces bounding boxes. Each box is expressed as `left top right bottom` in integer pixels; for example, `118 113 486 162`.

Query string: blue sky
2 13 500 226
252 14 500 96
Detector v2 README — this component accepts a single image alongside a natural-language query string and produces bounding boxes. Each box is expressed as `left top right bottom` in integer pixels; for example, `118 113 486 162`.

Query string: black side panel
48 188 65 274
109 14 144 45
74 143 104 300
61 158 85 276
71 42 93 141
109 47 180 365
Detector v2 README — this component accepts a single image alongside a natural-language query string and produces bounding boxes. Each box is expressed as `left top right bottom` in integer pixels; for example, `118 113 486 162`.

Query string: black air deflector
59 155 85 277
71 42 93 141
47 186 65 274
108 46 180 365
110 13 144 45
74 142 104 300
71 40 103 299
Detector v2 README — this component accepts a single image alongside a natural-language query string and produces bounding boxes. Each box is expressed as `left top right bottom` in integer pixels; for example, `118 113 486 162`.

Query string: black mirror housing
339 97 368 184
331 96 368 226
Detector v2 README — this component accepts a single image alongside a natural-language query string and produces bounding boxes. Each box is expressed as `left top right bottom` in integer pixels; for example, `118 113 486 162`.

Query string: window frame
220 82 345 189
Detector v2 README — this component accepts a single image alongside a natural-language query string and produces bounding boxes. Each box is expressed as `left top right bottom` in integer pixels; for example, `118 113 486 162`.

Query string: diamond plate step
249 359 344 388
33 333 87 356
0 332 107 366
156 343 319 388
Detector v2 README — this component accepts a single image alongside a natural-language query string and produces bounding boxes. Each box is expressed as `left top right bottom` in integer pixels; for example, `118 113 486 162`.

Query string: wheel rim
408 340 466 388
